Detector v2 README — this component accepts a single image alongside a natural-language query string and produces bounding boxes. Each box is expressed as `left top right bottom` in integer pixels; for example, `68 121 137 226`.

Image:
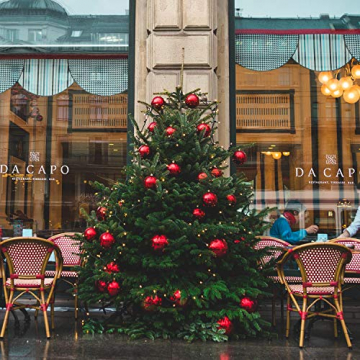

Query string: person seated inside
270 200 319 244
338 206 360 238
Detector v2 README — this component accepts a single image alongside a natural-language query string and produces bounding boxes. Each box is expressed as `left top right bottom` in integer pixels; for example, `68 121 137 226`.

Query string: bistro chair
0 237 63 339
277 242 352 348
255 236 302 326
45 233 81 321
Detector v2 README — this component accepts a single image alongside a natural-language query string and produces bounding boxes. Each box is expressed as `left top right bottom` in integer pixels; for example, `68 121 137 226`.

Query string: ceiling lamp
321 84 331 96
331 88 343 98
339 76 353 90
272 152 282 160
343 86 360 104
318 72 333 84
327 78 339 92
282 152 290 156
351 65 360 79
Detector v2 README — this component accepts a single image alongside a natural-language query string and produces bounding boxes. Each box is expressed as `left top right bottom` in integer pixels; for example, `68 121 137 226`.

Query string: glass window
235 0 360 239
28 29 42 42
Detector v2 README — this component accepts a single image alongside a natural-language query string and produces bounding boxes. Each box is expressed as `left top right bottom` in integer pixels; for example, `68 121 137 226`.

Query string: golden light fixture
343 86 360 104
339 76 353 90
321 84 331 96
327 78 339 91
331 88 343 98
282 152 290 156
272 152 282 160
351 65 360 79
318 71 333 84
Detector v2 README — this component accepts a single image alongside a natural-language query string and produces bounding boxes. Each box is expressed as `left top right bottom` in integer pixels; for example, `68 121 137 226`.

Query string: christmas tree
78 87 270 341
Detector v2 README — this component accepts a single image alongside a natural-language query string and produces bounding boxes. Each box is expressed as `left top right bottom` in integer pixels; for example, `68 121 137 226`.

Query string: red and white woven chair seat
289 284 336 295
5 278 54 288
45 270 78 278
344 277 360 284
268 275 302 283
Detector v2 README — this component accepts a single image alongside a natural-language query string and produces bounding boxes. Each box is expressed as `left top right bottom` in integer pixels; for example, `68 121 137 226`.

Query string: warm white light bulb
321 84 331 96
327 78 339 92
318 71 333 84
339 76 353 90
344 86 360 104
351 65 360 80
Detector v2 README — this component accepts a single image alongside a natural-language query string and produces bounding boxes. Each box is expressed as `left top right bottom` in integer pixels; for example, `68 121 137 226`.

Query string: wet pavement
0 299 359 360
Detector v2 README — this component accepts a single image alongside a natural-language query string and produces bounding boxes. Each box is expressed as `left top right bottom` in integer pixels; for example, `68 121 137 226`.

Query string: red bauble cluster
203 192 218 207
151 235 169 251
107 281 121 297
144 295 162 311
198 172 208 181
139 145 150 158
197 123 211 137
105 262 120 273
96 280 107 293
211 168 223 177
217 316 233 335
170 290 186 307
167 163 181 175
84 227 97 241
166 126 176 136
209 239 228 257
233 150 247 165
240 297 257 313
96 206 107 221
193 208 205 219
147 122 157 132
151 96 165 110
144 176 157 189
100 232 115 248
185 93 200 108
226 194 237 205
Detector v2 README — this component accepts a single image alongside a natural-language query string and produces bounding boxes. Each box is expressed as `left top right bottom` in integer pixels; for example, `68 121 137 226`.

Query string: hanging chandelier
319 61 360 104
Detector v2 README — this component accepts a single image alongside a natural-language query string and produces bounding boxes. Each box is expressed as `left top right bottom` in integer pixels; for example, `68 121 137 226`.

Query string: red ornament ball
240 297 257 313
96 206 107 221
100 232 115 248
226 194 237 204
217 316 233 335
151 235 169 251
167 163 181 175
147 122 157 132
193 208 205 219
36 114 43 122
144 176 157 189
96 280 107 293
166 126 176 136
170 290 187 307
139 145 150 158
209 239 228 257
107 281 120 297
185 93 200 108
211 168 223 177
144 295 162 311
151 96 165 110
233 150 247 165
84 227 97 241
203 192 218 207
105 262 120 273
198 172 208 181
197 123 211 137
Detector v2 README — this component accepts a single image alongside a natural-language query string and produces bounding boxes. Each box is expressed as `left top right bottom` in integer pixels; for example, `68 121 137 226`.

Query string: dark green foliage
77 87 271 341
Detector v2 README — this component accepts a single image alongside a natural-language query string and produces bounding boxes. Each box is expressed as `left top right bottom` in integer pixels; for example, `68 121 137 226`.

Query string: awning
0 57 128 96
235 30 360 72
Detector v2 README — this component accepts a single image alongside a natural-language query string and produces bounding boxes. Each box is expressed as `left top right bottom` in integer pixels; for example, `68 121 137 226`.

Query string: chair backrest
280 243 352 285
48 232 81 267
255 236 290 266
330 238 360 273
0 237 63 278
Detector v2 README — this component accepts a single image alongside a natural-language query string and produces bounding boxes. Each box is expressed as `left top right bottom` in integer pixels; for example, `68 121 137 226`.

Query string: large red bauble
96 280 107 293
151 96 165 110
105 262 120 273
198 172 208 181
144 176 157 189
226 194 237 204
139 145 150 158
107 281 120 296
170 290 187 307
233 150 247 165
217 316 233 335
151 235 169 251
144 295 162 311
197 123 211 137
240 297 258 313
100 232 115 248
211 168 223 177
84 227 97 241
185 93 200 108
166 126 176 136
147 122 157 132
203 192 218 207
209 239 228 257
167 163 181 175
193 208 205 219
96 206 107 221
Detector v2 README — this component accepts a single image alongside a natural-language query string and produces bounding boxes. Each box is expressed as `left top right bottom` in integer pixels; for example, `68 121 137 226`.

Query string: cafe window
235 1 360 237
0 0 131 237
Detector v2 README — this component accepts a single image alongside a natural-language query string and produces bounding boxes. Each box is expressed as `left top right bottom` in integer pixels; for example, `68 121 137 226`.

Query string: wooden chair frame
0 237 63 339
277 242 352 348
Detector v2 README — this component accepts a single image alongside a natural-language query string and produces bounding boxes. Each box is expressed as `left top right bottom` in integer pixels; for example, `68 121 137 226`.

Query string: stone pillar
135 0 230 149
